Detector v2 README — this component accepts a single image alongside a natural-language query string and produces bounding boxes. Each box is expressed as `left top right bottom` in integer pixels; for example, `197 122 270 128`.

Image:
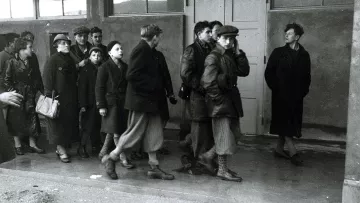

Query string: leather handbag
35 91 60 119
178 83 191 100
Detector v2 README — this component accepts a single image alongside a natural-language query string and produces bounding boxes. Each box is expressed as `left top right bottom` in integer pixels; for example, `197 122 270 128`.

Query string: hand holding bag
35 90 60 119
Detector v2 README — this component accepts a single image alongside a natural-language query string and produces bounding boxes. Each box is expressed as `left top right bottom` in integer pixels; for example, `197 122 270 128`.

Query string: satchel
35 91 60 119
178 83 191 100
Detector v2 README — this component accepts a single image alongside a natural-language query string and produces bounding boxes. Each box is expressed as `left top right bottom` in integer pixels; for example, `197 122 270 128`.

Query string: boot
147 165 174 180
102 155 118 180
77 145 89 158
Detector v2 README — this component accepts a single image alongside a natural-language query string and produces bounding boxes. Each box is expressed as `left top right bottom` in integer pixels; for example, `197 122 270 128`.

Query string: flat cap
53 34 71 45
217 25 239 37
89 46 103 55
73 26 90 35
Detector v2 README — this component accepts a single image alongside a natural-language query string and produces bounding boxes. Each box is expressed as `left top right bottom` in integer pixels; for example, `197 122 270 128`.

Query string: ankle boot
77 145 89 158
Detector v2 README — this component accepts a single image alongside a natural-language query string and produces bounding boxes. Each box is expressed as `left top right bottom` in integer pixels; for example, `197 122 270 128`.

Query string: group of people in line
0 20 311 183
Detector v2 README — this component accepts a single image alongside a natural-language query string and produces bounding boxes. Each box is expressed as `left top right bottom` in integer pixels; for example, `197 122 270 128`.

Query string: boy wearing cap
201 25 250 182
90 27 109 61
70 26 92 70
77 46 103 158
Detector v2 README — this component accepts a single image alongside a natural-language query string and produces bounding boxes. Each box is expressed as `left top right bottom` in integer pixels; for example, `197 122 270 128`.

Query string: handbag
35 90 60 119
178 83 191 100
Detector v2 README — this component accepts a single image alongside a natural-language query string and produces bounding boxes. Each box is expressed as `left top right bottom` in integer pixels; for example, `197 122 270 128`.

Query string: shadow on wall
265 8 353 136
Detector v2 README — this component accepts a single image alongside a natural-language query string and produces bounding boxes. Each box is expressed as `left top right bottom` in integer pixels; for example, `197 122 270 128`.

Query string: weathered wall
266 7 353 131
0 1 184 122
343 1 360 201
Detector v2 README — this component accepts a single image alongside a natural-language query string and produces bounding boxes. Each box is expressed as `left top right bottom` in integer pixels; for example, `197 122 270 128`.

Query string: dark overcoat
180 39 212 121
153 49 174 123
78 62 101 135
265 44 311 138
201 44 250 118
4 56 42 137
42 52 79 145
95 58 128 134
124 40 163 113
70 42 92 64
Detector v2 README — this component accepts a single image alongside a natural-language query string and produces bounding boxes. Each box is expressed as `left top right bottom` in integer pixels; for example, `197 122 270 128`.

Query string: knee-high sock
99 133 113 155
218 155 227 173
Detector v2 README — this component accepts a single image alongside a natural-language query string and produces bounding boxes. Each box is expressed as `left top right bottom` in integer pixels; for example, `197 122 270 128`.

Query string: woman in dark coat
42 34 78 163
265 23 311 166
77 46 103 158
4 38 44 155
96 41 133 168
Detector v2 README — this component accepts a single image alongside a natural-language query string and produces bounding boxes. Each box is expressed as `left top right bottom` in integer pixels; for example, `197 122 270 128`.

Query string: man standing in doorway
180 21 217 174
201 25 250 182
265 23 311 166
102 24 175 181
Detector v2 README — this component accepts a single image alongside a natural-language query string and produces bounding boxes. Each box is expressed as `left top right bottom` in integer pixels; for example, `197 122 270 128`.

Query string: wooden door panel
194 0 224 22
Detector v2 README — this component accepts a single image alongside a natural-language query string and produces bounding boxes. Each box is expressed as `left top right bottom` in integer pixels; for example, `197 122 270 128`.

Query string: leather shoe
273 150 290 159
217 170 243 182
120 159 136 169
15 147 24 155
56 150 70 163
102 155 118 180
290 154 304 166
147 166 175 180
198 155 216 175
77 146 89 158
29 146 45 154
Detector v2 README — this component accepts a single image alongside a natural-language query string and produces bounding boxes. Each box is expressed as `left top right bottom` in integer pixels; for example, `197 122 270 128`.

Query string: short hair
140 24 163 41
14 38 31 54
4 33 20 47
284 23 304 37
90 27 102 35
20 31 34 40
194 21 211 36
209 21 223 29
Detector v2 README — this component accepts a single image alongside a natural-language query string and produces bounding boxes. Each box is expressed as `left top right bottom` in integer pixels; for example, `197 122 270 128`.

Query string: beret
107 40 121 52
53 34 71 45
89 46 103 55
217 25 239 37
73 26 90 35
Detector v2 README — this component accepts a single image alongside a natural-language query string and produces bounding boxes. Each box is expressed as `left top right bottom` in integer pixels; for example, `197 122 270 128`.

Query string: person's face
89 51 102 64
285 28 299 44
22 42 33 57
152 33 162 48
91 32 102 45
57 40 70 53
9 38 18 53
109 44 123 59
217 35 236 50
24 34 34 42
211 25 221 40
75 33 88 45
198 27 212 43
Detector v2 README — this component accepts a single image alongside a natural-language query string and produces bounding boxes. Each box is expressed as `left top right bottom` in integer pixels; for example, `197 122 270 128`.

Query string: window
112 0 183 15
39 0 87 17
0 0 35 19
0 0 86 19
271 0 353 9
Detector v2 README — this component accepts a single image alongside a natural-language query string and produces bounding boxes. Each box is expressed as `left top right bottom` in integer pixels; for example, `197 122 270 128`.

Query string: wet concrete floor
0 130 345 203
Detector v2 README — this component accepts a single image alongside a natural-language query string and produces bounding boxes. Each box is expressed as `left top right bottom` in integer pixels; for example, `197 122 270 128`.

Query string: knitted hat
89 46 103 55
107 40 121 52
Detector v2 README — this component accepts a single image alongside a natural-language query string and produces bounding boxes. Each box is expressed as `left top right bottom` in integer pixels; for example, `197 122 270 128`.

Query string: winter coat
124 40 163 113
4 56 42 137
70 42 92 64
201 44 250 118
0 48 14 92
265 44 311 138
42 52 79 145
153 48 174 122
0 91 15 163
180 39 212 121
95 58 128 134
